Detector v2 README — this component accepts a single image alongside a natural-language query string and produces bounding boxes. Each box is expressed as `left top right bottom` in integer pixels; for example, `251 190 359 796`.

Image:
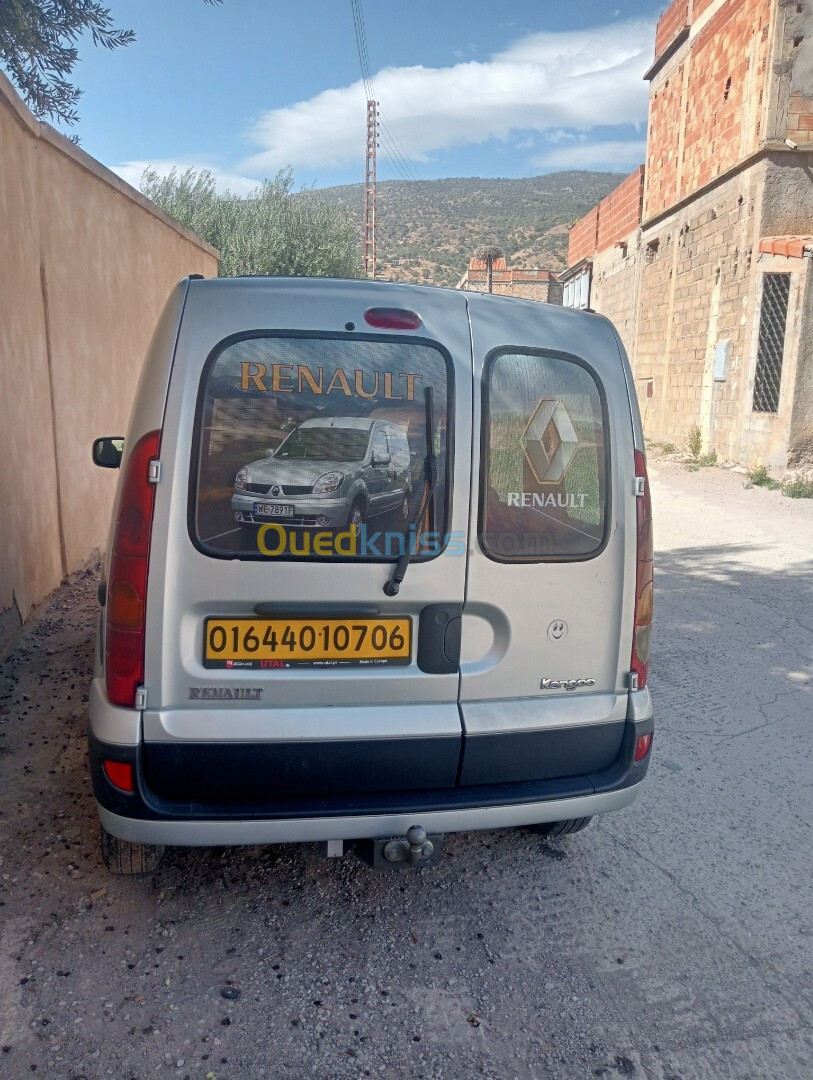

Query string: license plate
253 502 294 517
203 617 412 668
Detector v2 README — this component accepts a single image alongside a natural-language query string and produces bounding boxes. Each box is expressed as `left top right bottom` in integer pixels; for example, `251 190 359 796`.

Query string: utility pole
363 98 378 279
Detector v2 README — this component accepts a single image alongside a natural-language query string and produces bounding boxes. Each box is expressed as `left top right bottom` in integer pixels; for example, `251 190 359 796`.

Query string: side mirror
372 449 391 467
92 437 124 469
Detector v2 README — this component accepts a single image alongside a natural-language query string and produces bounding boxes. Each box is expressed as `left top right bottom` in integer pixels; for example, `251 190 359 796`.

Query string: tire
348 500 365 536
529 817 593 838
100 826 164 875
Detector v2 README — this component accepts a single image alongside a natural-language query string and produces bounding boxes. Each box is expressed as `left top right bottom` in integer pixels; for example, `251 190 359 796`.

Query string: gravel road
1 456 811 1080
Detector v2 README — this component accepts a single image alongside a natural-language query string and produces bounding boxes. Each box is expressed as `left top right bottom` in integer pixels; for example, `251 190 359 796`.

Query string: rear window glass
480 351 608 561
192 335 451 561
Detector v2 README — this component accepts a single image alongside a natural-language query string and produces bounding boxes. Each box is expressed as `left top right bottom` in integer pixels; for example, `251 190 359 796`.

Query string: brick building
561 0 813 474
458 256 563 304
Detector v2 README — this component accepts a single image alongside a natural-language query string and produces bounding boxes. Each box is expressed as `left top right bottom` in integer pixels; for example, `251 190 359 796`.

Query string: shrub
698 451 717 467
781 475 813 499
140 167 363 280
661 442 676 454
686 426 702 459
745 464 780 490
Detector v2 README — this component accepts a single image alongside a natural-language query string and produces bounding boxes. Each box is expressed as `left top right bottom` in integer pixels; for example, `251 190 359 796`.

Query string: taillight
102 760 135 793
364 307 422 330
634 732 653 763
631 449 653 689
105 430 160 707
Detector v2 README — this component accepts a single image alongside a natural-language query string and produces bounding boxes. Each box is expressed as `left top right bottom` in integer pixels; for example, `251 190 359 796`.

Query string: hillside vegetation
318 171 626 287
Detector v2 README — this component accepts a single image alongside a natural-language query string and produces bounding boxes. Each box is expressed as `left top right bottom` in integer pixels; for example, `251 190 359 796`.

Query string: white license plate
253 502 294 517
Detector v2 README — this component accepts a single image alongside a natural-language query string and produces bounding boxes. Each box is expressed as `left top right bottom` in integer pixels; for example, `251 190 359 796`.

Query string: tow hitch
356 825 444 870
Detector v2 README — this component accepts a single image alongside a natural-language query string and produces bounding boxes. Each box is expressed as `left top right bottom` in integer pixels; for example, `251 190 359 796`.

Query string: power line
349 0 421 182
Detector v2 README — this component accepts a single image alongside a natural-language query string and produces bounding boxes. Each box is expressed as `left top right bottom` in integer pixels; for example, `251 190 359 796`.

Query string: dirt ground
0 457 811 1080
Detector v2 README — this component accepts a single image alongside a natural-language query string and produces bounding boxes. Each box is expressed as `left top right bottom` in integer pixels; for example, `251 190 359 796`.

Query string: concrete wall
604 161 812 474
635 166 766 456
0 72 218 644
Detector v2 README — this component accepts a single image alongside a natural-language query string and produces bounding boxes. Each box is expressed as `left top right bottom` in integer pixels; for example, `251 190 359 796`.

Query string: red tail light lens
634 732 653 763
631 449 653 689
103 760 135 793
105 430 159 707
364 307 422 330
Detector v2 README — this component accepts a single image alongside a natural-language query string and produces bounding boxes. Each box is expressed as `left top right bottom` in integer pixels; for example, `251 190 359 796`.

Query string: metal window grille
752 273 791 413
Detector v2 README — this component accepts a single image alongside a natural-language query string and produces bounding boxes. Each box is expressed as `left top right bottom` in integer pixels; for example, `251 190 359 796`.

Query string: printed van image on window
191 334 451 560
480 350 608 561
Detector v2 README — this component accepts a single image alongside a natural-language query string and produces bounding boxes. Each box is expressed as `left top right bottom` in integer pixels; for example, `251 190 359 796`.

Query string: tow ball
384 825 435 866
357 825 444 870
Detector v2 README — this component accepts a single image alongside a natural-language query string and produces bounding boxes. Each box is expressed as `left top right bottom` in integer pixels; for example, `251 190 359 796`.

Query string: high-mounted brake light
363 307 422 330
630 449 654 689
105 430 160 707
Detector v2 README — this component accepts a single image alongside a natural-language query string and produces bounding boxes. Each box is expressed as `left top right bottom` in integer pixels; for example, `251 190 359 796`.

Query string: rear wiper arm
384 387 437 597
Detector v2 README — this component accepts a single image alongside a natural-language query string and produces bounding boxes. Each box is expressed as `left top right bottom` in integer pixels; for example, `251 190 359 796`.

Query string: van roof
183 274 606 325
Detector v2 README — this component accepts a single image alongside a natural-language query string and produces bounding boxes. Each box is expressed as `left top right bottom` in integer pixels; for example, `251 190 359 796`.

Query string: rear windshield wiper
384 387 437 597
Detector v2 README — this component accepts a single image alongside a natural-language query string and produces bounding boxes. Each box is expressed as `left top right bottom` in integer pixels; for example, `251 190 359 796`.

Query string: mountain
317 171 626 287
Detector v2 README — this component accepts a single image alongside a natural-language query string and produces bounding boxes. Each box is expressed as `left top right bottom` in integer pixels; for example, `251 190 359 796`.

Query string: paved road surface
0 456 811 1079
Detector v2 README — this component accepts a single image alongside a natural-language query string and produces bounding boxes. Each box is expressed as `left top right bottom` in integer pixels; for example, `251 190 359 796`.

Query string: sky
62 0 662 194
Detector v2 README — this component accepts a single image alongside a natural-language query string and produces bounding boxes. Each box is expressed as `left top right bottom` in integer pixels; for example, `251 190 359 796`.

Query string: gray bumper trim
98 782 642 846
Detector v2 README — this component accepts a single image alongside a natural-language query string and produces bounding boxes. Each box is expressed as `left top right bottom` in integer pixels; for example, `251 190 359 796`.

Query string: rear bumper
98 782 643 846
88 700 653 846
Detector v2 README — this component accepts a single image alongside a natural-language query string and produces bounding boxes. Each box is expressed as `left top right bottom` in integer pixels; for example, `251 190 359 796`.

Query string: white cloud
240 20 654 174
110 159 260 197
533 139 647 170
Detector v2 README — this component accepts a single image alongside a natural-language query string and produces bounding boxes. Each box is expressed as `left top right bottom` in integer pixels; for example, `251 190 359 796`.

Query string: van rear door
459 297 637 786
140 280 473 801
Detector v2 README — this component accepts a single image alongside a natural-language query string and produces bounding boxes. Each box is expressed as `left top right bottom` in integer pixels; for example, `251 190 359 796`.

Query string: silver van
231 416 412 535
90 277 654 873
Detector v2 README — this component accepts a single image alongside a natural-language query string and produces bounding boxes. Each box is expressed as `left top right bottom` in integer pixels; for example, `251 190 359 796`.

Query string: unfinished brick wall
788 91 813 145
567 207 599 266
645 0 773 219
655 0 689 59
567 169 644 265
565 0 813 473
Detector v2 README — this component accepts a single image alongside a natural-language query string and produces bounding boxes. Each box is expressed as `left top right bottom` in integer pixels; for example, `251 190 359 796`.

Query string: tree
140 167 364 280
0 0 219 125
474 244 504 294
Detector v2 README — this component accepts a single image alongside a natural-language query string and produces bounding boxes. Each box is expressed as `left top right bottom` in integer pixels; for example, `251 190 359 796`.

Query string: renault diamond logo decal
523 398 579 485
270 484 282 496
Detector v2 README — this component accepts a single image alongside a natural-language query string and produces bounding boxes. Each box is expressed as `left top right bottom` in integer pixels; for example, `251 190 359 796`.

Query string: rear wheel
100 826 164 875
529 817 593 837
